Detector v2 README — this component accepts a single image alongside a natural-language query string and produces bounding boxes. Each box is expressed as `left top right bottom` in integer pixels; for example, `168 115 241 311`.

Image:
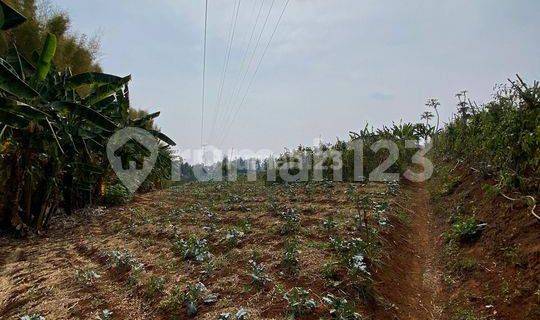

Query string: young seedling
173 236 211 262
20 315 45 320
145 275 165 299
224 228 245 248
283 287 317 318
322 294 362 320
97 309 113 320
281 239 300 275
248 259 271 288
75 269 101 286
279 208 300 235
105 250 144 274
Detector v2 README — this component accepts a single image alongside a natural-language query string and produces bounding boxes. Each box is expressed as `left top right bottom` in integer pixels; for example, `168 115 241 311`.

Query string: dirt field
5 171 536 320
0 180 446 320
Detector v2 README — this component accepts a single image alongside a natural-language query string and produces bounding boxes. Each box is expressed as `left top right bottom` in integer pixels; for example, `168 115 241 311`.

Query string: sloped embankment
428 162 540 319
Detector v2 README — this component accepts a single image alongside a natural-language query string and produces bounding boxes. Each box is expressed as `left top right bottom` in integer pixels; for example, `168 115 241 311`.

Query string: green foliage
224 228 244 247
75 268 101 286
435 78 540 192
219 309 248 320
173 236 211 262
1 0 101 74
248 259 271 288
451 308 478 320
105 250 144 273
446 216 485 244
281 238 300 275
322 294 362 320
103 184 131 207
97 310 113 320
145 275 165 299
20 314 45 320
182 282 208 317
279 208 300 235
36 32 56 80
0 1 26 30
0 8 175 231
283 287 317 318
322 214 338 231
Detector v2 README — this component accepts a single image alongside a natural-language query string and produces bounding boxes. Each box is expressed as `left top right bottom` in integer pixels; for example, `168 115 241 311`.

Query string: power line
200 0 209 148
218 0 277 144
209 0 265 144
220 0 290 146
209 0 242 145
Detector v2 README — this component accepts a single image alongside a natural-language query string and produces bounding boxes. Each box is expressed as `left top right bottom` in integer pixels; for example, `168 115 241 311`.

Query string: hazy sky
54 0 540 154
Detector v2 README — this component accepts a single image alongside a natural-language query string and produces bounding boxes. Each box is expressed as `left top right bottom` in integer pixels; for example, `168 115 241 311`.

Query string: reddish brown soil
373 181 444 320
2 171 535 320
0 182 407 320
428 163 540 320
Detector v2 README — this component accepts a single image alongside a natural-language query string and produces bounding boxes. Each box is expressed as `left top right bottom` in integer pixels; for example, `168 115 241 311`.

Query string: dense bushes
435 77 539 193
0 1 175 232
102 184 131 207
270 121 427 183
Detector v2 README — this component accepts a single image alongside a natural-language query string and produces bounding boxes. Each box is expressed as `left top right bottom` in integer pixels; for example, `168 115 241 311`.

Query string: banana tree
0 0 175 231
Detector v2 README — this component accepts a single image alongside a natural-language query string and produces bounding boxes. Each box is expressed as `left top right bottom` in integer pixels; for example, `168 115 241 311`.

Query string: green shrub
447 216 486 243
103 184 131 206
145 275 165 299
435 79 540 193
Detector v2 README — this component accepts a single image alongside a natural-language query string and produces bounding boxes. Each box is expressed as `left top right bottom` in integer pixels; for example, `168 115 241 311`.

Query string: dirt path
402 183 443 320
376 181 444 320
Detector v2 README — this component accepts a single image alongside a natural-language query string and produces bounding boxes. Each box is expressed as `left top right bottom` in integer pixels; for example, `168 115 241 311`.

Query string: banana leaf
132 111 160 126
67 72 124 89
0 0 26 30
0 109 29 128
82 75 131 106
50 101 118 131
93 95 116 112
150 129 176 146
6 44 35 80
0 97 50 119
36 33 57 81
0 58 40 99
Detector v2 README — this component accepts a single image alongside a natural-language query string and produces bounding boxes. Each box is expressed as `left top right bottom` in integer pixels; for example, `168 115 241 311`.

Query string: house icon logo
107 127 159 193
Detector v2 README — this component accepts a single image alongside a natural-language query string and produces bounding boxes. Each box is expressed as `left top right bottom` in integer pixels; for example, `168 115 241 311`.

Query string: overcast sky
54 0 540 155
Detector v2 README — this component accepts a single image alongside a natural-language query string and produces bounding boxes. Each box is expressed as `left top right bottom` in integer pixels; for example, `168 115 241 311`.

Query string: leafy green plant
161 282 213 317
75 269 101 286
279 208 300 235
173 236 211 262
323 214 338 231
224 228 245 247
435 78 540 193
283 287 317 318
322 294 362 320
218 309 248 320
248 259 271 288
281 239 300 275
145 275 165 299
321 261 339 281
446 216 486 243
105 250 144 273
97 309 113 320
103 184 131 206
183 282 207 317
0 1 175 232
20 315 45 320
